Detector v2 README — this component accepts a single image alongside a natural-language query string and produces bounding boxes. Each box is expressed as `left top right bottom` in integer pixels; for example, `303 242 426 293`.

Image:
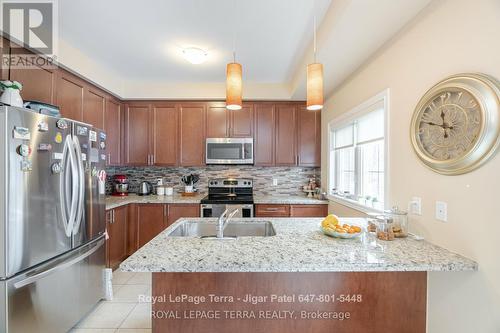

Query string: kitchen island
120 218 477 333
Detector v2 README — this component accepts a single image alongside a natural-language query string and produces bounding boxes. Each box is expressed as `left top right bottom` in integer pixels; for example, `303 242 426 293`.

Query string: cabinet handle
164 205 167 217
107 153 111 165
265 208 280 211
296 155 299 165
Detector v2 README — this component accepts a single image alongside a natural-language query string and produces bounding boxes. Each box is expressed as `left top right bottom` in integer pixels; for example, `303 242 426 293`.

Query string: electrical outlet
272 178 278 186
408 197 422 215
435 201 447 222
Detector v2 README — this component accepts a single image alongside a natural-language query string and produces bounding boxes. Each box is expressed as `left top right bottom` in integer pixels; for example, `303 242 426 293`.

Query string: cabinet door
275 104 297 166
152 104 178 166
255 204 290 217
206 103 228 138
298 106 321 166
136 204 166 248
125 104 151 165
179 104 206 166
11 66 55 104
56 71 85 121
290 205 328 217
106 206 128 269
254 104 275 166
230 103 253 137
167 204 200 227
104 98 122 166
83 88 105 129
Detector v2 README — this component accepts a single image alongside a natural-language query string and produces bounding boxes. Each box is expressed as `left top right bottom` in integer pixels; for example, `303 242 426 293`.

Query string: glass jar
375 216 395 241
384 206 408 238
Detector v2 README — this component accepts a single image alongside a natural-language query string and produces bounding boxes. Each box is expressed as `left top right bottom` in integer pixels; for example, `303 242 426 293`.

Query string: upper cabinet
275 104 297 166
206 102 253 138
297 107 321 167
254 103 275 166
125 103 151 165
56 70 85 121
152 104 178 166
0 38 9 80
104 98 122 166
179 103 206 166
83 88 105 129
11 66 56 105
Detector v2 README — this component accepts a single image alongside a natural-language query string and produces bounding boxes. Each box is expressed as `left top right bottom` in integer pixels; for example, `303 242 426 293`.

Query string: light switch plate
409 197 422 215
435 201 447 222
272 178 278 186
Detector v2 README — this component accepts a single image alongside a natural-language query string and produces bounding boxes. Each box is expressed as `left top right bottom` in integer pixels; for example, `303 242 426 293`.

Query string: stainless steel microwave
206 138 254 164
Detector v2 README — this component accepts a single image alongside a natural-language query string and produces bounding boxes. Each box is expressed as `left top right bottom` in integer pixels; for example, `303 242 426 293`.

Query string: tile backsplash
106 166 320 196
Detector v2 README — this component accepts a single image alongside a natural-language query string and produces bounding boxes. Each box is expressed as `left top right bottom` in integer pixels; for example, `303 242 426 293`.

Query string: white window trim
327 89 390 214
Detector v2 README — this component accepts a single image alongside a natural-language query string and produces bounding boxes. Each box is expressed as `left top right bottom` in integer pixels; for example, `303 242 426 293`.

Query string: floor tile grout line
117 302 140 330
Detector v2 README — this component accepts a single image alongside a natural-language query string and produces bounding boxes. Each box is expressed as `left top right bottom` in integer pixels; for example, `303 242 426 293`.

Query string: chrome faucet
217 209 239 238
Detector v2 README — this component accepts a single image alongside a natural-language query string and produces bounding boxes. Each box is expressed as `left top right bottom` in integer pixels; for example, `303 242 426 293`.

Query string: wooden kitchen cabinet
83 88 105 129
152 104 179 166
125 103 151 165
206 103 228 138
0 38 9 80
136 204 167 248
290 204 328 217
104 98 122 166
10 66 56 105
206 102 253 138
254 104 275 166
56 70 85 121
167 204 200 226
275 104 297 166
297 107 321 167
179 103 206 166
255 204 290 217
106 206 128 269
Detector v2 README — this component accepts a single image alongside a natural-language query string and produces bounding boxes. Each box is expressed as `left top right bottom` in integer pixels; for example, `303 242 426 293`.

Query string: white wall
321 0 500 332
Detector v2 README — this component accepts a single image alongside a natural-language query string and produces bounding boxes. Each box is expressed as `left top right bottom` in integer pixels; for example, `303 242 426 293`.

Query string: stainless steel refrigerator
0 105 108 333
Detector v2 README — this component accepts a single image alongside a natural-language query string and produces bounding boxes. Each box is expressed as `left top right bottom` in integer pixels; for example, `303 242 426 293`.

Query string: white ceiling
57 0 432 99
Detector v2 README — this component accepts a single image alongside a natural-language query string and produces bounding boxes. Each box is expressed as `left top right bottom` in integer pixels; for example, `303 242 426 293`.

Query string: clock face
410 73 500 175
416 89 482 161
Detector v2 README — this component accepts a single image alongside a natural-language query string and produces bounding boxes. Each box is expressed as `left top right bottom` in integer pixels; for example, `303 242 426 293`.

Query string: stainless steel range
201 178 254 218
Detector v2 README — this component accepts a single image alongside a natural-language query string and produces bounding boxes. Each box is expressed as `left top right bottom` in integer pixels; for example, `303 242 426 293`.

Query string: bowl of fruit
320 214 362 239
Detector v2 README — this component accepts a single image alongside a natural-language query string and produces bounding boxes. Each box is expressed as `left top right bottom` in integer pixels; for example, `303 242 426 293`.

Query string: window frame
327 89 390 213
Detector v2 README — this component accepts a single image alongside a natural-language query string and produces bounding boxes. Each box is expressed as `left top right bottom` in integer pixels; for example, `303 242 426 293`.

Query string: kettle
137 181 152 196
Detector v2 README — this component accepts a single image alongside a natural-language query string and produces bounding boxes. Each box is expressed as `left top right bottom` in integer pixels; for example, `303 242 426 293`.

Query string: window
328 93 387 211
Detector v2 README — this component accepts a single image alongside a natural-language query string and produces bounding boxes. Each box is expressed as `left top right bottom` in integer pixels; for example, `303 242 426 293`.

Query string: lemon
321 214 339 229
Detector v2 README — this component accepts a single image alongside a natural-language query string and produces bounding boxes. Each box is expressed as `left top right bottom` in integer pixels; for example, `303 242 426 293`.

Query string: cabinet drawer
290 205 328 217
255 204 290 217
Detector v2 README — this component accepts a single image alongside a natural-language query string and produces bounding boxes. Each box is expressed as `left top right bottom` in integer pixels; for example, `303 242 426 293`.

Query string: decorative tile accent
106 166 320 196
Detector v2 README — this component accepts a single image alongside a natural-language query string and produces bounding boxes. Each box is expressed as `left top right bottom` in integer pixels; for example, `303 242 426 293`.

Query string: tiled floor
71 271 152 333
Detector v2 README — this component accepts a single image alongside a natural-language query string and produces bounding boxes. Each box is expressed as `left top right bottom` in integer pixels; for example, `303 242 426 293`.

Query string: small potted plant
0 80 23 107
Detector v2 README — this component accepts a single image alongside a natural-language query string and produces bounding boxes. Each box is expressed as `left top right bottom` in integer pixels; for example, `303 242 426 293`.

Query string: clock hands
422 110 454 138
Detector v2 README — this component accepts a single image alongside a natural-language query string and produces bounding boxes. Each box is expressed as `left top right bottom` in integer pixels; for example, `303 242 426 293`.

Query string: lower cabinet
166 204 200 227
136 204 167 248
255 204 328 217
289 204 328 217
106 206 128 269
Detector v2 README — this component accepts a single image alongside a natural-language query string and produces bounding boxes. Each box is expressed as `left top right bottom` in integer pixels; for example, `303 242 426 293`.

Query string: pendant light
226 0 242 110
306 4 324 111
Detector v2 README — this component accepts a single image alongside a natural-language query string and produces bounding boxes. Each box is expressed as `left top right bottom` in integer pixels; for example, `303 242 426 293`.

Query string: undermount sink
167 221 276 238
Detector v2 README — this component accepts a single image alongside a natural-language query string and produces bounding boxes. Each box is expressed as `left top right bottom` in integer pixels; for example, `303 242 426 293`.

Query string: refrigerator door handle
13 238 105 289
60 136 79 237
72 135 85 235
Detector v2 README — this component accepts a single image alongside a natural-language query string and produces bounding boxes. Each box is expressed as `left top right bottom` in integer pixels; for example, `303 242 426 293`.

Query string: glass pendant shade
226 62 242 110
306 62 324 111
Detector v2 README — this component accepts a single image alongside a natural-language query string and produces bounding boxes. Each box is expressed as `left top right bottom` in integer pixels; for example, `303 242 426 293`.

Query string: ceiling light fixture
182 47 208 64
226 0 243 110
306 1 324 111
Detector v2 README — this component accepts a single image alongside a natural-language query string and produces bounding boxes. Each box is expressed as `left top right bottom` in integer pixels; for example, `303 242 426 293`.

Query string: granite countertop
106 194 328 210
120 217 477 273
106 193 205 210
254 195 328 205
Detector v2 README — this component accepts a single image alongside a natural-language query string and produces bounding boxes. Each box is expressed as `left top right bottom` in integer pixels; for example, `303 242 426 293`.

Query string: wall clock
410 73 500 175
